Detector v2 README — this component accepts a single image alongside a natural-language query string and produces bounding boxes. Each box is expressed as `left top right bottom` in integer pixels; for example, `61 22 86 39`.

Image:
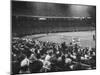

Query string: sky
12 1 96 17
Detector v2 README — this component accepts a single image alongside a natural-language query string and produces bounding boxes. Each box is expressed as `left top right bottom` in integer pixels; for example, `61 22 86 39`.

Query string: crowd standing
12 37 96 74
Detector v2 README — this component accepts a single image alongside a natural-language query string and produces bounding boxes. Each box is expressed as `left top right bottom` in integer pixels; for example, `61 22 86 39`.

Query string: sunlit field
23 30 95 48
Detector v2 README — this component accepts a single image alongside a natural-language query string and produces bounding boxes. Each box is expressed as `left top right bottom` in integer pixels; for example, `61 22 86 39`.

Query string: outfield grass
23 31 95 48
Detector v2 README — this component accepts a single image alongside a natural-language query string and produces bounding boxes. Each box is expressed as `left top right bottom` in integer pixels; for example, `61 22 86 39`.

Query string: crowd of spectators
11 37 96 74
